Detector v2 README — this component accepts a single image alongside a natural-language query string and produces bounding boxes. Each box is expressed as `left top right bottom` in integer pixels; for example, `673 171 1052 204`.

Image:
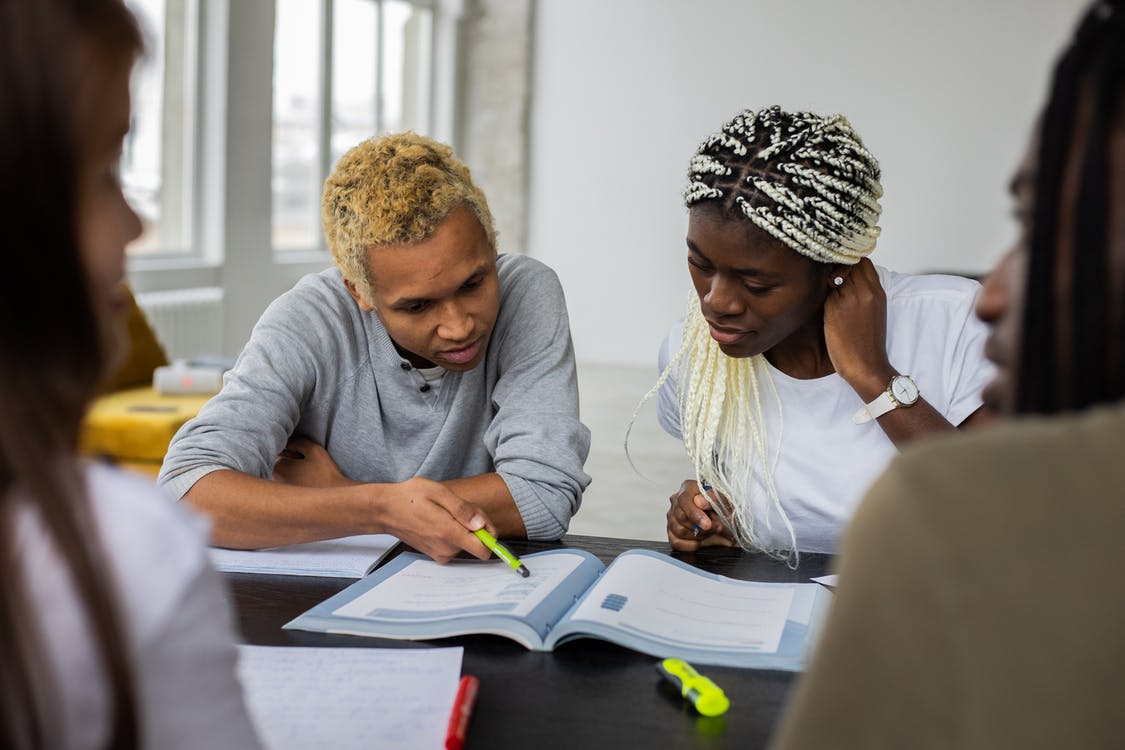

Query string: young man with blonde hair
160 133 590 562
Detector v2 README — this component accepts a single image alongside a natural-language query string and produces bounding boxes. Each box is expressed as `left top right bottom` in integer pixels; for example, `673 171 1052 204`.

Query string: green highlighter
473 528 530 578
657 658 730 717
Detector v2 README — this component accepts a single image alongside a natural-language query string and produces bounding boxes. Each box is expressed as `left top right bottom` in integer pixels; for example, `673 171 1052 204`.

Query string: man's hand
273 437 353 489
372 477 495 564
666 479 736 552
271 439 496 563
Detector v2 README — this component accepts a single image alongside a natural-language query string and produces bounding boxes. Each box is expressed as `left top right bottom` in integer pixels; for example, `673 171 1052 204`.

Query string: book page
237 645 461 750
333 551 586 621
210 534 399 577
567 553 794 653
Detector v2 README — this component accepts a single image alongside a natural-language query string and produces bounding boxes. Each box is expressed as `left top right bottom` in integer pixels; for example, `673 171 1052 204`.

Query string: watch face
891 376 919 404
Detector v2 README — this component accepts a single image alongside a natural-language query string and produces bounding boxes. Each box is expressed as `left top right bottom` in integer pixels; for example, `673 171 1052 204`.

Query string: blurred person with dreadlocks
771 1 1125 747
656 107 993 557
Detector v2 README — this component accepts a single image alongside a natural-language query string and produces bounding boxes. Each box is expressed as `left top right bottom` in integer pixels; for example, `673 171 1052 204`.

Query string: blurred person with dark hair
0 1 260 747
771 2 1125 748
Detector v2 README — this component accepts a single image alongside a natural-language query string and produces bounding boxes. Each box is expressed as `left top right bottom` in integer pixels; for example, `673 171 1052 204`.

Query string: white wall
526 0 1089 367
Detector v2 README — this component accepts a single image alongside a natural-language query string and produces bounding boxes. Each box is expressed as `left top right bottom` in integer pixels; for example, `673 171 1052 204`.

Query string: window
122 0 199 256
272 0 435 252
122 1 462 355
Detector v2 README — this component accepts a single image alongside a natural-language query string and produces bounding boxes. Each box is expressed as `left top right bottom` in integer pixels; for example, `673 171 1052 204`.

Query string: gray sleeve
157 291 321 499
483 262 591 540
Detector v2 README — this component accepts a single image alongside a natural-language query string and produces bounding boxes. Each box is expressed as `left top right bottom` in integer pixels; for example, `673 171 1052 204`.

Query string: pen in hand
693 481 713 538
474 528 531 577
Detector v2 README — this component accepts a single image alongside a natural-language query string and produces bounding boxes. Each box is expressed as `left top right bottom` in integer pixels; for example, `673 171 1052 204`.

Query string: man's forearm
441 473 526 537
183 469 383 549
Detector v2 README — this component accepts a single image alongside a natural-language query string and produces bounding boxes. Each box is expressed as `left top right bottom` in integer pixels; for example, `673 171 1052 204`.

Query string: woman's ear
827 264 850 289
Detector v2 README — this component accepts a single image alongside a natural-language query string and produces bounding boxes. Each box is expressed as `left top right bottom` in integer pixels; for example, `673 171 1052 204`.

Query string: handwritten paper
211 534 399 577
237 645 462 750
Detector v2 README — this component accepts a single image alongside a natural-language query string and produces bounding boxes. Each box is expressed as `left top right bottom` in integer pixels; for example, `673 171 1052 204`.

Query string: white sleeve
136 561 263 749
87 467 263 748
937 286 995 425
656 322 684 440
884 273 995 427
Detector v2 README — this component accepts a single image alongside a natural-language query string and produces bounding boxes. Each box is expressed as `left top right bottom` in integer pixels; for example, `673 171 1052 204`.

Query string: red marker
444 675 479 750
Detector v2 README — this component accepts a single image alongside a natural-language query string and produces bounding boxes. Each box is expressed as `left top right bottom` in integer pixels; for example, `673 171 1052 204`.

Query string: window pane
331 0 377 166
272 0 324 251
382 1 432 134
272 0 434 253
123 0 197 256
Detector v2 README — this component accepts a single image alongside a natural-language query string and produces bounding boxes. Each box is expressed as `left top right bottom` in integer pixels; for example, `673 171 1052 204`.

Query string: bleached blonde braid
668 107 883 558
629 294 794 558
675 298 795 557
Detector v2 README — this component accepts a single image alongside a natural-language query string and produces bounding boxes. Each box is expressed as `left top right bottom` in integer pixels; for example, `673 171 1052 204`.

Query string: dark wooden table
227 535 832 750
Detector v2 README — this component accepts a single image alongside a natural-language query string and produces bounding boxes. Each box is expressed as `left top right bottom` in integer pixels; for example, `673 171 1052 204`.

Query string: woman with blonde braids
658 106 994 556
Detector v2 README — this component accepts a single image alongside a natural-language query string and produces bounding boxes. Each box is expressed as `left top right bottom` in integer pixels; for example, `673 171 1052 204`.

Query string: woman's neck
763 314 834 380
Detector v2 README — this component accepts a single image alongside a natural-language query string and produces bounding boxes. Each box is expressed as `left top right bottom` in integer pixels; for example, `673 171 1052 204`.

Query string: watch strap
853 390 897 424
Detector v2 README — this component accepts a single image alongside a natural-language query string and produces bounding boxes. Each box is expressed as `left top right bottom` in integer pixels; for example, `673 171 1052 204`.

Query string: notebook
210 534 399 578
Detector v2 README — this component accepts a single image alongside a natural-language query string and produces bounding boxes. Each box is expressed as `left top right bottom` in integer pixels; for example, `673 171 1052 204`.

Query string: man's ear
343 278 376 312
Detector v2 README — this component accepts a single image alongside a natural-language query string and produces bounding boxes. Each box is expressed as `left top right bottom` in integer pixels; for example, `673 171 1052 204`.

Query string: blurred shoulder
862 403 1125 541
85 463 211 630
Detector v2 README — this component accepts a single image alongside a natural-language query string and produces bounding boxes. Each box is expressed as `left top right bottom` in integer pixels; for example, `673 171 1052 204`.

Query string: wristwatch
852 375 920 424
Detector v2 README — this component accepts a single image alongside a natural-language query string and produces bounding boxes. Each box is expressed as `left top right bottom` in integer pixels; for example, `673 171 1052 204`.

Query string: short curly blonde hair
321 132 497 302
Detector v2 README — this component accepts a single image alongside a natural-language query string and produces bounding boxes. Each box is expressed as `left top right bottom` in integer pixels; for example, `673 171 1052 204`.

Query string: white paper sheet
567 553 794 653
211 534 399 577
237 645 462 750
333 552 586 621
811 574 838 588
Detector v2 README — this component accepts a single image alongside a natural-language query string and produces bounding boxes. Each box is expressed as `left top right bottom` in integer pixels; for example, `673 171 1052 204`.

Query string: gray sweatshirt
158 254 591 539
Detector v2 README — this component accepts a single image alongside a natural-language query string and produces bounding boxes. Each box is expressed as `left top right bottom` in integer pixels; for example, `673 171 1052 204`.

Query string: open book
210 534 399 578
284 548 830 670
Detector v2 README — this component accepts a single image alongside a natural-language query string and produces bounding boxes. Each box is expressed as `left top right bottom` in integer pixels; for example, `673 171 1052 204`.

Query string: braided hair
641 108 885 559
1019 0 1125 413
685 106 883 265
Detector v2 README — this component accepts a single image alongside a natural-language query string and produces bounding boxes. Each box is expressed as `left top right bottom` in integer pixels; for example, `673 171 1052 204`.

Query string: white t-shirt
15 462 261 749
657 267 995 553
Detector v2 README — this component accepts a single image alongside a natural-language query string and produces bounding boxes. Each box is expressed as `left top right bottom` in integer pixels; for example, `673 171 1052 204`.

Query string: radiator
134 287 224 360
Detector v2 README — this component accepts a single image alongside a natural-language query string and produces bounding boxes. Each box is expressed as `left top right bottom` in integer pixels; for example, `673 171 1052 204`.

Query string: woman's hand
667 479 736 551
823 257 894 399
273 437 355 489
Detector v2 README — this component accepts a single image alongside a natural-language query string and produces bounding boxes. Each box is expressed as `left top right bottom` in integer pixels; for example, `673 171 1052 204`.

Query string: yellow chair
79 287 212 476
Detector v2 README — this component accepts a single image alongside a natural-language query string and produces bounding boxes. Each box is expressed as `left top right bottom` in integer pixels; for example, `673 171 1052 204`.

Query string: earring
833 276 844 287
